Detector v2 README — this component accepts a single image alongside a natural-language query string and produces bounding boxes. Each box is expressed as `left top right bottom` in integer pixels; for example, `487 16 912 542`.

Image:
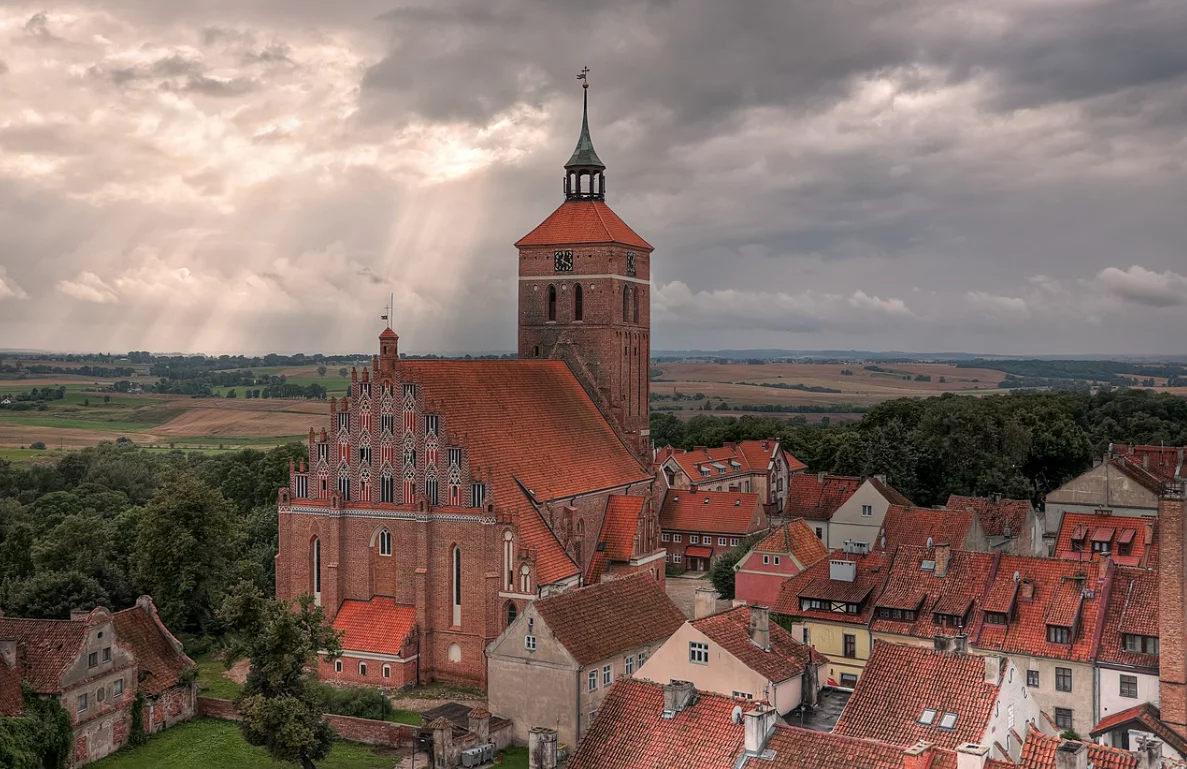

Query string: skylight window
938 713 958 730
919 709 937 725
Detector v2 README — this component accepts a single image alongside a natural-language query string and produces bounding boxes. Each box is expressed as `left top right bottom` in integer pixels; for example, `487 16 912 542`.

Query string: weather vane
577 66 590 89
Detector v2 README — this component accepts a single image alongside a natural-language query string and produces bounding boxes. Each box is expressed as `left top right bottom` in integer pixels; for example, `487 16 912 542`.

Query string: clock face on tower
554 249 574 272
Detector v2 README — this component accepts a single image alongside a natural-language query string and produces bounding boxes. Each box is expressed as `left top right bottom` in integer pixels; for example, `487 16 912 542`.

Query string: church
275 76 665 688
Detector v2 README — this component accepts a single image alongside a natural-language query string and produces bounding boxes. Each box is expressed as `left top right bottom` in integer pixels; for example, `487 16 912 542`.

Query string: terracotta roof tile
869 547 998 641
742 725 1013 769
1110 455 1168 495
1044 575 1085 627
834 643 1000 750
515 200 652 249
332 597 416 657
1054 512 1157 568
868 477 913 508
1089 702 1187 757
1097 566 1159 668
1112 444 1186 485
783 450 808 473
785 474 863 521
0 651 23 717
586 495 645 582
1018 726 1139 769
660 489 765 536
566 679 744 769
112 600 194 697
535 574 685 666
661 440 783 485
772 551 891 625
0 616 86 693
751 519 829 568
946 495 1031 539
874 505 974 553
692 606 826 683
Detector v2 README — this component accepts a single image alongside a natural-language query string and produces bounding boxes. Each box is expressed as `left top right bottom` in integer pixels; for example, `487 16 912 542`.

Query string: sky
1 1 1186 356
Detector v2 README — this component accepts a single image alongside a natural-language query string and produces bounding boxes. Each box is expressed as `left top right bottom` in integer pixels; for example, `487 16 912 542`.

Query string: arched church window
622 284 630 323
378 528 391 556
506 601 518 628
633 286 640 324
310 537 322 599
548 285 557 322
574 284 583 321
452 545 463 626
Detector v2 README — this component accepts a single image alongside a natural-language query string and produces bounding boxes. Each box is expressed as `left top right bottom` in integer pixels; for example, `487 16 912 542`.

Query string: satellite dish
731 705 744 724
880 535 887 550
926 536 935 549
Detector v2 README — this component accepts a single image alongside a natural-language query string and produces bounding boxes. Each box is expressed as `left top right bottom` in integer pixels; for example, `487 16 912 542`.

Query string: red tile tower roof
691 606 827 683
785 474 864 521
660 489 764 536
534 573 685 666
515 200 652 249
946 495 1031 539
332 597 417 657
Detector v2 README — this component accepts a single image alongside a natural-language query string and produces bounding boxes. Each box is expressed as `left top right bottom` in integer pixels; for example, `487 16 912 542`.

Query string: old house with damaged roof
656 439 803 515
485 573 686 747
659 489 768 572
276 84 671 689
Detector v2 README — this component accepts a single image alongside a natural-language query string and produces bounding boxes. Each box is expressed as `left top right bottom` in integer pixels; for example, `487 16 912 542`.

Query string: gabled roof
748 519 829 566
1018 726 1142 769
515 200 652 249
874 505 974 553
660 489 763 535
946 495 1031 539
1054 512 1157 568
0 616 87 693
868 477 914 508
112 598 194 697
534 574 685 666
782 450 808 473
1112 444 1185 485
771 550 891 625
691 607 827 684
785 474 864 521
869 546 996 640
1090 703 1187 758
566 679 745 769
834 643 1000 751
332 597 416 657
1110 456 1168 495
740 724 1013 769
1097 566 1159 669
587 495 645 582
662 440 783 484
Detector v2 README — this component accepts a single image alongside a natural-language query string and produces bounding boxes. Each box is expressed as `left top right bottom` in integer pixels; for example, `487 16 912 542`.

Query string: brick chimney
527 727 558 769
662 680 696 717
934 544 951 579
902 741 937 769
1054 741 1088 769
983 656 1002 686
955 744 989 769
743 704 777 755
1159 484 1187 741
749 606 771 651
694 587 718 619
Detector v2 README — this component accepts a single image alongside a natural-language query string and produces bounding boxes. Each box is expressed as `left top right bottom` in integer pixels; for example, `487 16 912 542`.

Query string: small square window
732 691 754 700
1055 708 1074 730
691 535 699 544
359 662 368 677
919 709 937 725
588 670 598 692
718 537 727 546
1120 674 1138 699
673 534 682 543
730 538 740 546
689 641 709 665
525 635 537 651
938 713 958 730
382 665 392 679
762 555 770 565
774 556 781 566
861 504 873 517
661 533 670 542
840 673 858 688
1027 670 1039 688
102 647 111 662
603 664 612 686
88 652 98 668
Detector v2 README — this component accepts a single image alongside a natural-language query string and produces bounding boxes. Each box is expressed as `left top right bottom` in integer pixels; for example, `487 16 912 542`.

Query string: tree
316 366 327 378
136 473 244 633
221 590 343 769
4 570 110 619
337 367 348 378
708 536 763 600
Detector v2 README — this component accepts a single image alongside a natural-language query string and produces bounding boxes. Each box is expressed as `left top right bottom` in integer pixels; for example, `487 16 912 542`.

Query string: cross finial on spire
577 66 590 88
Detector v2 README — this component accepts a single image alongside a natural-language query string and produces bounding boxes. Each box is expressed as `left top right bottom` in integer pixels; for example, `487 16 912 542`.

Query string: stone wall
198 697 415 748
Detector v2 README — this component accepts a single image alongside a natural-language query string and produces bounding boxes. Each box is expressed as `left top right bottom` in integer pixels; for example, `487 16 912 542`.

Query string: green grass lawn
387 708 422 726
90 719 398 769
0 447 66 461
498 746 529 768
193 653 243 700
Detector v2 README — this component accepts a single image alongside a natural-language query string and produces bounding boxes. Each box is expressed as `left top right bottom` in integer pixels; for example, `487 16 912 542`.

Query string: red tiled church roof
515 200 652 249
834 643 1000 751
112 599 194 697
785 474 863 521
947 495 1031 539
586 495 645 583
660 489 763 536
691 606 827 683
875 505 974 553
534 574 685 666
332 597 416 657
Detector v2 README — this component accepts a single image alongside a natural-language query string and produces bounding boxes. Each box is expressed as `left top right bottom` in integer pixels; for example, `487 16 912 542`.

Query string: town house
659 489 767 572
734 519 829 606
787 473 912 550
657 439 803 515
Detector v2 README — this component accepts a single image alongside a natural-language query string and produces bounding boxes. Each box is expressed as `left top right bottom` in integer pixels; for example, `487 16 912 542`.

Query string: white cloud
1092 265 1187 308
56 271 120 303
0 268 27 300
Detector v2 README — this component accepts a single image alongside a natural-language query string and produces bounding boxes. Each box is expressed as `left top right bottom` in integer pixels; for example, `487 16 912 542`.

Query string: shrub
29 442 46 451
309 681 393 721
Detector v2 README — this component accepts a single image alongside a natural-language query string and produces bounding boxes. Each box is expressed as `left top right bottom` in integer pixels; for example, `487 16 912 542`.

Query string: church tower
516 70 654 462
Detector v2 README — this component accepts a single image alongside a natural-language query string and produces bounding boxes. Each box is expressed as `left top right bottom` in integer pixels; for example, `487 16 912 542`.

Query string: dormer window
1047 625 1071 644
984 611 1008 626
700 467 710 477
1122 634 1159 654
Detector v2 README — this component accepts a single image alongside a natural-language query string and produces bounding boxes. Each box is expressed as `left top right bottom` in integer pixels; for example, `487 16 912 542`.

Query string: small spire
564 66 606 200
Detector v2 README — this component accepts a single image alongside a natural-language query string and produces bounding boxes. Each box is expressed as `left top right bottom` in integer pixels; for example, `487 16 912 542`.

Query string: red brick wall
198 697 240 720
1160 490 1187 738
198 697 413 748
318 654 416 688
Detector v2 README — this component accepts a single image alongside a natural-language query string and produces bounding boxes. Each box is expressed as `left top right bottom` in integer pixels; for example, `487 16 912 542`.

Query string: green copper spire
564 67 606 200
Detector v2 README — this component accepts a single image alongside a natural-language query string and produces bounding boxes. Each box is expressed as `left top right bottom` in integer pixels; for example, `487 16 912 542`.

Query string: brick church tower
516 72 654 461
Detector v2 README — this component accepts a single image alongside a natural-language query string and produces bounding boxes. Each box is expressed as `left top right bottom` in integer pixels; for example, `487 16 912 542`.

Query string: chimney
829 559 857 582
983 656 1002 686
955 744 989 769
662 680 696 717
934 544 951 579
70 609 90 622
1054 741 1088 769
933 634 968 654
527 727 558 769
743 704 777 755
1019 578 1035 602
694 587 718 619
1159 484 1187 741
875 474 887 484
468 707 490 744
748 606 771 651
1135 735 1164 769
818 471 826 483
902 741 936 769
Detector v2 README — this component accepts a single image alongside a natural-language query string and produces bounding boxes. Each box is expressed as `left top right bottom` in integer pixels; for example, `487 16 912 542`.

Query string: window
102 647 111 662
381 471 395 503
661 533 670 542
77 693 88 713
633 286 640 324
525 634 537 652
689 641 709 665
506 602 518 627
861 504 873 517
815 527 823 539
113 679 124 699
383 665 391 679
447 447 461 466
359 662 368 677
603 664 612 686
378 529 392 556
472 482 486 507
762 555 770 565
843 634 857 658
1120 674 1138 698
919 709 937 725
622 285 630 323
840 673 858 688
88 651 98 668
1122 634 1159 655
637 651 647 669
359 445 372 463
984 611 1008 625
426 476 439 505
452 546 462 625
691 535 699 544
548 285 557 322
588 670 598 691
730 538 740 546
1055 708 1074 730
1055 667 1072 692
312 537 322 596
733 691 754 700
673 534 682 543
426 414 439 436
1048 625 1071 644
574 284 583 321
938 713 958 730
717 537 726 546
1027 670 1039 687
625 656 635 676
673 553 682 564
774 556 781 566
